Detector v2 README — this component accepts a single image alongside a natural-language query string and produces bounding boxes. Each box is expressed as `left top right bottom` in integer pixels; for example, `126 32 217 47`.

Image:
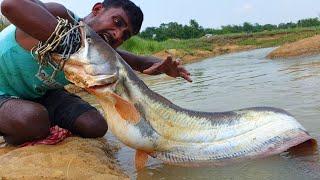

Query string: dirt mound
0 137 128 179
267 35 320 59
154 45 255 64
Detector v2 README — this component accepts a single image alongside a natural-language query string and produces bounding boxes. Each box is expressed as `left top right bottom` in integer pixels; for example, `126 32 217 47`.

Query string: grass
120 36 164 55
236 27 320 47
121 27 320 56
120 36 213 55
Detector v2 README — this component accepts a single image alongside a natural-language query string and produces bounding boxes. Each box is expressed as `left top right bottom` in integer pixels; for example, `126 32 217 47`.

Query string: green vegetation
140 17 320 41
236 27 320 47
140 20 205 41
120 36 213 55
122 27 320 55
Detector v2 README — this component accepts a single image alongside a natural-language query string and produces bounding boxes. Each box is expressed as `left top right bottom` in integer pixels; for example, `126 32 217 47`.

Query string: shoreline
267 35 320 59
153 45 257 64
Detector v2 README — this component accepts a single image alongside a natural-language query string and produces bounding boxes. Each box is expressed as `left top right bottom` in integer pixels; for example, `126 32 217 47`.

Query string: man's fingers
180 72 192 82
165 56 173 63
173 59 181 66
178 66 191 75
143 64 161 75
144 56 192 82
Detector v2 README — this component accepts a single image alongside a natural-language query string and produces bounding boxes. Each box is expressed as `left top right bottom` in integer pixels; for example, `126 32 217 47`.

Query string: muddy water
86 48 320 179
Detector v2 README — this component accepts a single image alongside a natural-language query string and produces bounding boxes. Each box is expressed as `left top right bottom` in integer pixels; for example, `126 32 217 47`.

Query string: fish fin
135 150 149 171
111 93 140 124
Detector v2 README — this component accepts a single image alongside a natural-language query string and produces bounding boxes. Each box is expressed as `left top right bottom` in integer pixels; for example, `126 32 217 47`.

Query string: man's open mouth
100 33 115 46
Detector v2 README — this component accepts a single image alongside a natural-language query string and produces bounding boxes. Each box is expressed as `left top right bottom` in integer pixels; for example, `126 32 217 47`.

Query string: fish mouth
86 79 119 99
88 79 119 90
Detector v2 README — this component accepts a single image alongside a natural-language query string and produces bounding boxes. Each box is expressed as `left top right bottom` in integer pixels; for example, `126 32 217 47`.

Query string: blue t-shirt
0 15 79 99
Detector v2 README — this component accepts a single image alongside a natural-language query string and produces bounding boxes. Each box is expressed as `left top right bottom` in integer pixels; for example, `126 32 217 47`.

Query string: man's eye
114 17 123 27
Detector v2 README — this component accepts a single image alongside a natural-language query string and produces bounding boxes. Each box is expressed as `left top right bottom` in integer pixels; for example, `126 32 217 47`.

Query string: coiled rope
32 16 82 82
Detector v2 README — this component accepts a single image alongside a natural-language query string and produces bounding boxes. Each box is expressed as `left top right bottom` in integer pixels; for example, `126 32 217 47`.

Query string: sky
2 0 320 30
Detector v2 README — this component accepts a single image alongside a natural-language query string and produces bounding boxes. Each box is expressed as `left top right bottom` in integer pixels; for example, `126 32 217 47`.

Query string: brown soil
0 137 128 179
153 45 256 64
255 34 285 41
267 35 320 59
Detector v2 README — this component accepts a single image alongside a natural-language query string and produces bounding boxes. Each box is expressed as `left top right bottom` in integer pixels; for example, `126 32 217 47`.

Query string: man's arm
1 0 73 50
1 0 59 41
117 49 192 82
117 49 160 73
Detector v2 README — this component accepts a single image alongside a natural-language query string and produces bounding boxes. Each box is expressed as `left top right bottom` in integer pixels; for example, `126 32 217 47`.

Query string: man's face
86 6 134 48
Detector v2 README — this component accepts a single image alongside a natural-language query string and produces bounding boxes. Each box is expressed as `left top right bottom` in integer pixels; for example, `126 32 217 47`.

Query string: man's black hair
102 0 143 35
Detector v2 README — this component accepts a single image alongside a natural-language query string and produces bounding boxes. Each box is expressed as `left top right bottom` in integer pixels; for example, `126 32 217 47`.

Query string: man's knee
1 100 50 145
14 102 50 130
73 109 108 138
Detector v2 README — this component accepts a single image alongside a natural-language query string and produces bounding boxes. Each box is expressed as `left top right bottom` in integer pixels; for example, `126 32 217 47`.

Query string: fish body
55 22 312 165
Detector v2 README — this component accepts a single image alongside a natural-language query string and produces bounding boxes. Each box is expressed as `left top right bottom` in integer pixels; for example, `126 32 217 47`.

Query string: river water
91 47 320 179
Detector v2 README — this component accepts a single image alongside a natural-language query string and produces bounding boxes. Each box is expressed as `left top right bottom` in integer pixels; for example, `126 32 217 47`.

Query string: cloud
234 2 254 14
242 3 253 12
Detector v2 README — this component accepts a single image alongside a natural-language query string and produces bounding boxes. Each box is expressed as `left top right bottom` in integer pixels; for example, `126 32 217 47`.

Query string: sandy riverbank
267 35 320 59
153 45 256 64
0 137 128 179
159 33 320 61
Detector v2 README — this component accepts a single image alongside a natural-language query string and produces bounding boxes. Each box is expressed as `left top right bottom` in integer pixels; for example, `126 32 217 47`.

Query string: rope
32 17 82 82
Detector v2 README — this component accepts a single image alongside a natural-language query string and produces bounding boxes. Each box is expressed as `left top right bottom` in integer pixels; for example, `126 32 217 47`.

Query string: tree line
2 15 320 41
140 17 320 41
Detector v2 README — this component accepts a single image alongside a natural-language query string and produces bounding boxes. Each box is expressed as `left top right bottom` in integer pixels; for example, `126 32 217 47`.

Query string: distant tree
278 22 296 29
139 19 205 41
253 23 262 32
243 22 254 33
138 16 320 41
190 19 200 29
140 27 157 39
297 18 320 27
262 24 277 31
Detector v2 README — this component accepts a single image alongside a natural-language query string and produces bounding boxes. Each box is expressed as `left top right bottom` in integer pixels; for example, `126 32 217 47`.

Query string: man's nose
111 29 124 41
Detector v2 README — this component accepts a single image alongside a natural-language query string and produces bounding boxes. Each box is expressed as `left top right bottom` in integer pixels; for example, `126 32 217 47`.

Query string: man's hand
116 50 192 82
143 56 192 82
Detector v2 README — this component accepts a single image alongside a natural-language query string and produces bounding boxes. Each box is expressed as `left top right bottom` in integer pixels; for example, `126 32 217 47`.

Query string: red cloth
20 125 72 147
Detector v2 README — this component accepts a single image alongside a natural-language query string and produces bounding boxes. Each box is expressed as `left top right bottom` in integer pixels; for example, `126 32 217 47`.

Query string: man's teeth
103 34 110 43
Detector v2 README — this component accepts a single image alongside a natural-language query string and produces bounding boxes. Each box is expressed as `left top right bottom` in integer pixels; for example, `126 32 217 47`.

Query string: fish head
52 21 120 89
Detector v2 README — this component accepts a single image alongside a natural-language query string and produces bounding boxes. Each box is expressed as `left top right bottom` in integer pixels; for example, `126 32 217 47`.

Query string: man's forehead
104 7 133 34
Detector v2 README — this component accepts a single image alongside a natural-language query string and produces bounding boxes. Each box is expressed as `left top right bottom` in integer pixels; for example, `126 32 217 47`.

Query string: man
0 0 192 145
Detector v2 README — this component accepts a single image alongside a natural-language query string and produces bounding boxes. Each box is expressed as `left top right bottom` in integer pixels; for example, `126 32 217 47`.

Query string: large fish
53 22 312 168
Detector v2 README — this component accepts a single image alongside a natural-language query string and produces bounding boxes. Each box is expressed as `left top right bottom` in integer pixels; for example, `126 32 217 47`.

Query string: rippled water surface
88 48 320 179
